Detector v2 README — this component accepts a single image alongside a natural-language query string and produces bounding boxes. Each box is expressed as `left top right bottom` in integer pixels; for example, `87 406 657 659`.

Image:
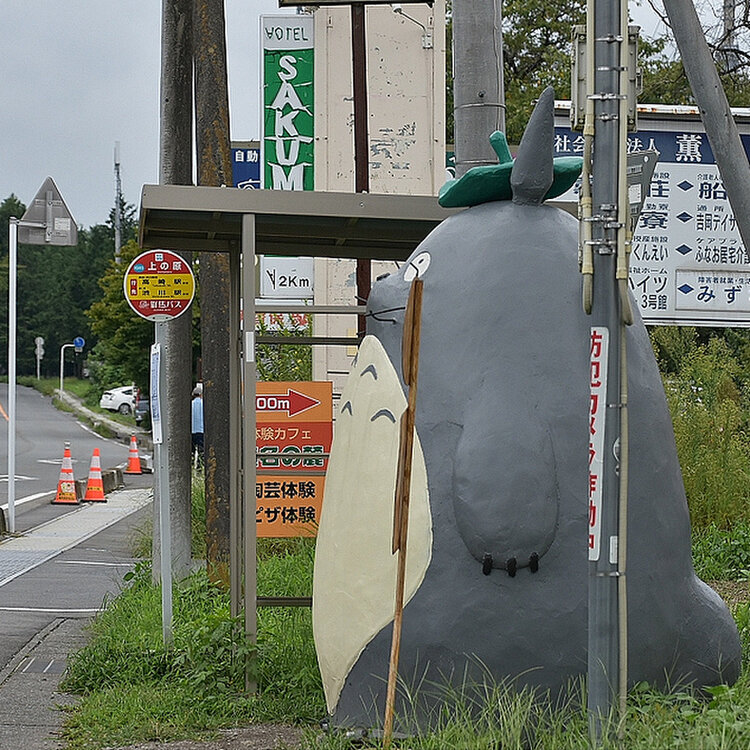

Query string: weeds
693 522 750 580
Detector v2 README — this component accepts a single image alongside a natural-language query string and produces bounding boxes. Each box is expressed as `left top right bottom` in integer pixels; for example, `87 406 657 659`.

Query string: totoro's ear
510 86 555 206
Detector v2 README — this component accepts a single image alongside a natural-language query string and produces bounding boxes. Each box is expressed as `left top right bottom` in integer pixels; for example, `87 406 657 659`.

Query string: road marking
1 490 54 510
77 421 107 440
0 401 8 422
0 474 38 482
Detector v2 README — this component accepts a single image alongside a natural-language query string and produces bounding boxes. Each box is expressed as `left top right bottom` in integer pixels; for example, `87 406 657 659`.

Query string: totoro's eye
403 251 431 282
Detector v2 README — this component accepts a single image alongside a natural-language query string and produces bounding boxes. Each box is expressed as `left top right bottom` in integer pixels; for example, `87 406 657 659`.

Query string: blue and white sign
231 144 261 189
73 336 85 351
554 120 750 326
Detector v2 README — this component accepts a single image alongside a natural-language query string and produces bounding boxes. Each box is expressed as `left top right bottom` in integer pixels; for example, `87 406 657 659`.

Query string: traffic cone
53 442 80 505
125 435 142 475
84 448 106 502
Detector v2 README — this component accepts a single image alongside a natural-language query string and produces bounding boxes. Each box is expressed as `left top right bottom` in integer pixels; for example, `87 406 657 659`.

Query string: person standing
191 385 204 466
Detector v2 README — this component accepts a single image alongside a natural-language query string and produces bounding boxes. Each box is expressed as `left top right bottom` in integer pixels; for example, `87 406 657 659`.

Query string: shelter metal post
241 214 258 691
230 246 242 618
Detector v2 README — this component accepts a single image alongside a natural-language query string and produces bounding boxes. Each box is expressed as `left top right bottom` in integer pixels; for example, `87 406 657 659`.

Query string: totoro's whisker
367 305 406 324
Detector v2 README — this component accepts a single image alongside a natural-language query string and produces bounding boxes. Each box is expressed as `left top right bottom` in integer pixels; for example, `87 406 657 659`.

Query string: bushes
652 328 750 530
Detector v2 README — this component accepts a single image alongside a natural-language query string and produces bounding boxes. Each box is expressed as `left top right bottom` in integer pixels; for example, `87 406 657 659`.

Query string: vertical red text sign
589 327 608 561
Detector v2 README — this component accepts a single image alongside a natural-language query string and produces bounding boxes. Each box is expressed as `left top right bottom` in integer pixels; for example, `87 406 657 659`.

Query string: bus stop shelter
138 184 456 647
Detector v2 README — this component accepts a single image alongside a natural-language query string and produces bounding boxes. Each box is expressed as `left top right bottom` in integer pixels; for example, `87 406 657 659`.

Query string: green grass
693 522 750 581
62 554 322 749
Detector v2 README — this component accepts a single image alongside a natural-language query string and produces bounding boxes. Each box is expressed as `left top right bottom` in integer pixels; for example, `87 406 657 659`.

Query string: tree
87 240 154 389
0 194 119 378
445 1 750 147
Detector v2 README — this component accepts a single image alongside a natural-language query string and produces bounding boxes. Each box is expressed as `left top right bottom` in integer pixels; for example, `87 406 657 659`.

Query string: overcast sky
0 0 291 229
0 1 671 230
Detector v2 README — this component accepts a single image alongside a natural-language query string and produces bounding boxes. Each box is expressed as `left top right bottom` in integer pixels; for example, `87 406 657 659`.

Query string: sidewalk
0 617 89 749
0 488 152 749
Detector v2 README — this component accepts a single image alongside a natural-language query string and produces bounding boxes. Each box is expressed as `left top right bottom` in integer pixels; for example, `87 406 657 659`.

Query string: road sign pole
152 331 173 646
6 179 77 536
7 219 18 534
59 343 75 394
122 249 195 645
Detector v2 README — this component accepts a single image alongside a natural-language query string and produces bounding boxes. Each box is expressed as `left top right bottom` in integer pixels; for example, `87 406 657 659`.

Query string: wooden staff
383 277 424 750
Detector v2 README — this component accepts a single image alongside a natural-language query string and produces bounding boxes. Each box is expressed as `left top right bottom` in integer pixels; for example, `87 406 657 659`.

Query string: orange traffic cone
53 442 80 505
125 435 142 475
84 448 107 502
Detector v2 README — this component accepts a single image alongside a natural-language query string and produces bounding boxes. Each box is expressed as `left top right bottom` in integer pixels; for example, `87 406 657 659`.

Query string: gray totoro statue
312 86 741 731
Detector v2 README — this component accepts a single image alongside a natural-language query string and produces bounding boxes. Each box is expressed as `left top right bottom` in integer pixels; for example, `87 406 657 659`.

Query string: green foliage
444 0 586 145
502 0 584 143
86 240 154 391
693 522 750 580
0 194 119 378
256 313 313 381
655 329 750 529
62 551 322 747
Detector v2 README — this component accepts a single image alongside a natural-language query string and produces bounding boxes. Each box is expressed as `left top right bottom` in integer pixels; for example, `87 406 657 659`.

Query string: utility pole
586 0 630 741
114 141 123 264
155 0 194 583
451 0 505 178
193 0 233 587
662 0 750 252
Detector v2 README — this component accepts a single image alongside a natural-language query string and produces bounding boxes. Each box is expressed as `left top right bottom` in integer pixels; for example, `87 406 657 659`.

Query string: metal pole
662 0 750 251
242 213 257 691
153 329 173 646
59 343 74 394
351 5 371 333
588 0 623 741
230 247 242 618
7 219 18 534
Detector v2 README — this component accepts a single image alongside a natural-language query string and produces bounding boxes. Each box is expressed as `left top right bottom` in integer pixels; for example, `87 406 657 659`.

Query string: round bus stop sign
123 250 195 322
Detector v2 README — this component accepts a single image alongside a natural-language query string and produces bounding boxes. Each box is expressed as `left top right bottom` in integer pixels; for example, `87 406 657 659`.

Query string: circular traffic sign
123 250 195 322
73 336 85 349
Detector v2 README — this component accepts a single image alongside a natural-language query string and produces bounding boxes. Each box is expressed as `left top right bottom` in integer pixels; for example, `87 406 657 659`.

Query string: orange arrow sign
255 388 321 418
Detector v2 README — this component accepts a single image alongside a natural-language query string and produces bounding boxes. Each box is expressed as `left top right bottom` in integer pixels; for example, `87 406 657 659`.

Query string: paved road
0 383 136 512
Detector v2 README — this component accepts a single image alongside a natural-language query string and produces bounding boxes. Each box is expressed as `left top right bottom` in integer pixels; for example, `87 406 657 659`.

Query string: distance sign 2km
123 250 195 322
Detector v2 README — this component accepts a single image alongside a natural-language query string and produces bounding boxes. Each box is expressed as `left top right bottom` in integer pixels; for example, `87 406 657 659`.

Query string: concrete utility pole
155 0 194 583
662 0 750 252
194 0 233 587
451 0 505 177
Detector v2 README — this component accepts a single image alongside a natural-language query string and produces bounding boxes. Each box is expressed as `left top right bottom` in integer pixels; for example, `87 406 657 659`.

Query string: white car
99 385 136 415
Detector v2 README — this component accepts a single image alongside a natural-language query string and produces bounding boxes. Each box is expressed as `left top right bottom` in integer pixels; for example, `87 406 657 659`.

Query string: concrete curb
54 389 154 454
74 468 125 500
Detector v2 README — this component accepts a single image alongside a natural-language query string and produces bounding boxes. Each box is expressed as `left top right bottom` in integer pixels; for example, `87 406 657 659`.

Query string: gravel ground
108 724 306 750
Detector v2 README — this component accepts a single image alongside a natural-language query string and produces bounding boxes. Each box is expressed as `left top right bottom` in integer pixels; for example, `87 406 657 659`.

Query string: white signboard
260 256 314 299
150 343 163 445
554 119 750 326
